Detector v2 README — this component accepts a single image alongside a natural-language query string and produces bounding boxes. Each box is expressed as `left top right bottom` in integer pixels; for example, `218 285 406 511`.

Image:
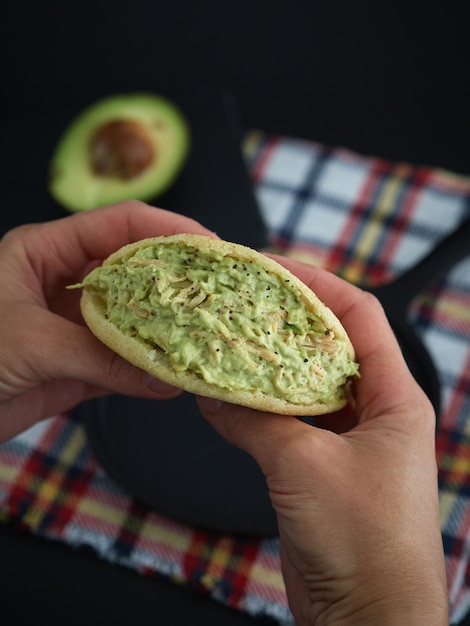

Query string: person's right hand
0 201 214 442
198 256 448 625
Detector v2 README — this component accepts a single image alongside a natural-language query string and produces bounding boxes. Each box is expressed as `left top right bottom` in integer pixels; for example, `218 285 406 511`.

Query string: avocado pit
89 119 155 180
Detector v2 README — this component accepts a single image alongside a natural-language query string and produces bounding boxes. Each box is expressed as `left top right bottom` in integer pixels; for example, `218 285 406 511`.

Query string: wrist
326 599 448 626
302 589 448 626
296 566 449 626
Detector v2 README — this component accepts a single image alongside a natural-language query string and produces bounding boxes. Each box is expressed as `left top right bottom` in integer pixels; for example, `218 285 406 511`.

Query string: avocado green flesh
82 243 359 406
48 94 189 212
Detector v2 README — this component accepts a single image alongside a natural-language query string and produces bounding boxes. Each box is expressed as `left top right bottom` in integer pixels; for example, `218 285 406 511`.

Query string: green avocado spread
81 242 359 406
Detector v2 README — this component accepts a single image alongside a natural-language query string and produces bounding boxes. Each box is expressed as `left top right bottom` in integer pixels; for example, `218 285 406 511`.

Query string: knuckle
359 289 384 311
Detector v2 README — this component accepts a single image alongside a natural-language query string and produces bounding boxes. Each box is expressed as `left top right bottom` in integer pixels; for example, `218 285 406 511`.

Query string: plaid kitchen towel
1 130 470 625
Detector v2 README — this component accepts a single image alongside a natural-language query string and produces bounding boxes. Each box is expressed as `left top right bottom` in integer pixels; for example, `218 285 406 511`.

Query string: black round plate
79 393 278 537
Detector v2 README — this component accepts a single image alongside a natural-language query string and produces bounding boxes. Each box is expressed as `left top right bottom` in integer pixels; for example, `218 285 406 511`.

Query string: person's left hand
0 201 214 442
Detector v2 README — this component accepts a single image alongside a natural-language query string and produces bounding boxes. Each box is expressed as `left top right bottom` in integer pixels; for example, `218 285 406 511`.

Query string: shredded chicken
86 242 359 406
127 300 149 318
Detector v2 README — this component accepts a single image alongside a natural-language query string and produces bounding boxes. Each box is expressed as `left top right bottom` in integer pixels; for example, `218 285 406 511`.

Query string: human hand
197 257 448 625
0 201 213 442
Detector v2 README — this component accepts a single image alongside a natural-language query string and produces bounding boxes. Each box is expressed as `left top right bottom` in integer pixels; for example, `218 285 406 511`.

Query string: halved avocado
48 93 190 212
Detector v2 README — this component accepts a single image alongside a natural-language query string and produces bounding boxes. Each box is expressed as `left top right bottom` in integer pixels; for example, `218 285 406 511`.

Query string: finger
265 253 364 320
265 255 423 420
71 200 217 262
18 309 182 400
11 201 217 286
196 395 318 477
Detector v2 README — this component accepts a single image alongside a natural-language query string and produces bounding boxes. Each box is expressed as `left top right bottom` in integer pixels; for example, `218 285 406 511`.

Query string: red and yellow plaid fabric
1 131 470 624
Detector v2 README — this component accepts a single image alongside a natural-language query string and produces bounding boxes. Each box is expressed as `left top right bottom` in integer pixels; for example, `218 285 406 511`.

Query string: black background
2 1 470 624
2 0 470 174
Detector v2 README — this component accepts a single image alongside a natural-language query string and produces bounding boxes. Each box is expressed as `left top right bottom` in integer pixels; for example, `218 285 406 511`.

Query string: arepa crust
80 234 357 415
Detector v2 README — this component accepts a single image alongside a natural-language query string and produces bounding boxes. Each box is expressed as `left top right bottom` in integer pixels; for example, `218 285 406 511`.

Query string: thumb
196 396 318 476
32 312 180 399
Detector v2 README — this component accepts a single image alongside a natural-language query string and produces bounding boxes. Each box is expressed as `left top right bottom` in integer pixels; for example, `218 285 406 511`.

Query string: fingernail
144 374 179 395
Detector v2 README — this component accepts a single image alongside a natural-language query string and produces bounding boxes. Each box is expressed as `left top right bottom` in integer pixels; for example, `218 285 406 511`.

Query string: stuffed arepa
75 234 359 415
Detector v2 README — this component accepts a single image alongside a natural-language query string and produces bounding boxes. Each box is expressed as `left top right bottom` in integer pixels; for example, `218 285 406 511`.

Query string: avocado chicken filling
81 242 359 406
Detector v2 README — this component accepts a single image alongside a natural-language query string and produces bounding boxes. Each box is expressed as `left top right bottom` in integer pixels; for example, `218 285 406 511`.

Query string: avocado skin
48 93 190 212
